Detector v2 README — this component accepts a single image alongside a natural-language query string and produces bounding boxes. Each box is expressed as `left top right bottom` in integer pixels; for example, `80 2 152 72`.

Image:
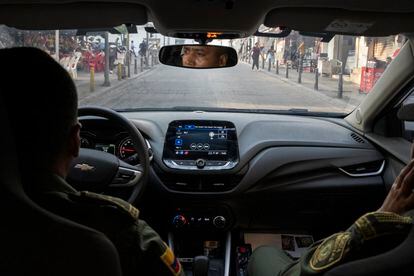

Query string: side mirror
159 45 238 69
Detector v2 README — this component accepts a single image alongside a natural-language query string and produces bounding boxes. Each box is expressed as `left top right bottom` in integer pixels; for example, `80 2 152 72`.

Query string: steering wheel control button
172 215 187 228
196 159 206 168
110 167 143 187
213 216 226 228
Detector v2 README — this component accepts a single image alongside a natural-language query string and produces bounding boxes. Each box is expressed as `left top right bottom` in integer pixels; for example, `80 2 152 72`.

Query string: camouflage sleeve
117 219 185 276
298 211 412 276
65 191 185 276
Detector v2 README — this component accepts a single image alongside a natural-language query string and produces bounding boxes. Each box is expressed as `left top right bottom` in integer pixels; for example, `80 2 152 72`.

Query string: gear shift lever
193 256 209 276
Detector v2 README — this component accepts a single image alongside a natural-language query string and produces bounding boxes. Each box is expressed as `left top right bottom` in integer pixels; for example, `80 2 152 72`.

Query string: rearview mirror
159 45 238 69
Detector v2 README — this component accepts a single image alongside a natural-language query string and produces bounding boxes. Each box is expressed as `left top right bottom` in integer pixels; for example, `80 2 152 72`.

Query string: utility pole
337 36 343 99
276 60 279 74
286 62 289 78
127 33 131 78
314 66 319 90
146 31 149 68
298 56 303 83
103 32 111 87
55 30 59 61
338 61 343 98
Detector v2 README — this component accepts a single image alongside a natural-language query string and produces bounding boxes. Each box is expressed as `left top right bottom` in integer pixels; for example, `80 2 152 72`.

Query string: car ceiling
1 0 414 37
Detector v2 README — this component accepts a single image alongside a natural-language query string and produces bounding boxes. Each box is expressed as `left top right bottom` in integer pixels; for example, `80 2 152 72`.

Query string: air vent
339 160 385 177
350 133 365 144
158 172 243 192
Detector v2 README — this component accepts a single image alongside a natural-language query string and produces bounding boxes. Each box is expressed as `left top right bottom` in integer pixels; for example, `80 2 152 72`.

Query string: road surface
79 63 359 113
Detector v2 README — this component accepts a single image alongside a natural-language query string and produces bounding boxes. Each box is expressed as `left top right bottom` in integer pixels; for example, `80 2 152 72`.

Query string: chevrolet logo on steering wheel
74 163 95 172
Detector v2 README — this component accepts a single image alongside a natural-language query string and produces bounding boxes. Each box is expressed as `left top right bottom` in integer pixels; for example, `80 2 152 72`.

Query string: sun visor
0 3 148 30
264 8 414 36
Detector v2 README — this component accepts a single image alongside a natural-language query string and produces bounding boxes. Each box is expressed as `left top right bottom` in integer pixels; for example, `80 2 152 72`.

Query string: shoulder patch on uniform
160 244 182 276
354 211 413 240
70 191 139 220
309 232 351 272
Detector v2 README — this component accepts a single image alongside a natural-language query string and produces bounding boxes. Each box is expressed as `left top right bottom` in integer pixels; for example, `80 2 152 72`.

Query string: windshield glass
0 25 405 115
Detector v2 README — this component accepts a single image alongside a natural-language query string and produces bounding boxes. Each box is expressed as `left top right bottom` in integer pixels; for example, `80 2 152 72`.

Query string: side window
401 91 414 141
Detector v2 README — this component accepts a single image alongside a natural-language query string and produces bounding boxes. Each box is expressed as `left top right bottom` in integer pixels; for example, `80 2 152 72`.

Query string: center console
159 121 238 275
169 231 231 276
163 120 239 170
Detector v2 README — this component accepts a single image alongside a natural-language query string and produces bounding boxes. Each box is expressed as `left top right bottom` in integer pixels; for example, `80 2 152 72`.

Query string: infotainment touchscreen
163 120 238 163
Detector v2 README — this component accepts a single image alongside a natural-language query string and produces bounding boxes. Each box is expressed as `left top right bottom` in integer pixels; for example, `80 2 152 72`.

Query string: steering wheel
67 106 149 203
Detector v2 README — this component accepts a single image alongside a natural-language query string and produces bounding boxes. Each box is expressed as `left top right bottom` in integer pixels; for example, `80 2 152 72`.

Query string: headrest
0 47 78 171
0 47 75 97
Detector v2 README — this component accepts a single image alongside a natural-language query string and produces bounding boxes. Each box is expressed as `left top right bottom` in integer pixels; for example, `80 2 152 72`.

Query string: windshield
0 25 405 115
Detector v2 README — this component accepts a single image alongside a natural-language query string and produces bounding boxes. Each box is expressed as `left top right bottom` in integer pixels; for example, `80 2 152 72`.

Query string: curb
78 66 157 103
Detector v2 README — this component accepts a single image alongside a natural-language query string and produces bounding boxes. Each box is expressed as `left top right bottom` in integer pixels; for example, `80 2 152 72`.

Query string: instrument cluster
80 131 141 164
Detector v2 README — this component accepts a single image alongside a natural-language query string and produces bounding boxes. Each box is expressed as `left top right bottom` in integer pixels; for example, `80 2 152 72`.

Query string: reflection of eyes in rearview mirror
159 45 238 69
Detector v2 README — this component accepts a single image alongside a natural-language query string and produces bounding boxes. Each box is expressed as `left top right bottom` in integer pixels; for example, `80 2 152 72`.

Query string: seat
325 103 414 276
325 227 414 276
0 49 122 276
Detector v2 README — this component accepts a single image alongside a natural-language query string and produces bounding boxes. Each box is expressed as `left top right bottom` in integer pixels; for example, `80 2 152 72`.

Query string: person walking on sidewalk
139 39 148 66
251 42 261 70
266 46 276 68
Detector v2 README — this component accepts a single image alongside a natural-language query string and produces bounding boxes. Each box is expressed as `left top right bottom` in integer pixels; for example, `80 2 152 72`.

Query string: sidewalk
73 59 155 102
242 61 368 108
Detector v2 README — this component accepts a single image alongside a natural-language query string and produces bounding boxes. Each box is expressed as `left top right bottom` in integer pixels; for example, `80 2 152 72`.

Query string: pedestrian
130 40 136 56
139 39 148 65
251 42 261 70
266 45 275 68
238 43 244 60
108 44 117 74
97 38 105 51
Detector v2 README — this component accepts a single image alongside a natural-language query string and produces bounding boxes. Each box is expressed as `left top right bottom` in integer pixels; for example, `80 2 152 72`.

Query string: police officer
248 159 414 276
1 47 184 276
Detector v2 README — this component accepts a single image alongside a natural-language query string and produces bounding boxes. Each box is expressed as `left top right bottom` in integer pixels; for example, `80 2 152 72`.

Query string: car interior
2 0 414 275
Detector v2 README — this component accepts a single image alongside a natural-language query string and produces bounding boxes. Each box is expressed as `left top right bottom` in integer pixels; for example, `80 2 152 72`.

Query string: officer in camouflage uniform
30 174 184 276
248 159 414 276
1 47 184 276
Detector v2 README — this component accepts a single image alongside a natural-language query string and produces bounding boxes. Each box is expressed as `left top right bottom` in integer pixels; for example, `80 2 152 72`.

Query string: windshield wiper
287 108 309 113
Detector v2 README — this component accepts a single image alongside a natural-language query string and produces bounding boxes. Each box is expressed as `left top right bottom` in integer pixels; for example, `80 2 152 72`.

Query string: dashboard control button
175 182 188 186
197 143 204 150
213 183 225 187
196 159 206 168
213 216 226 228
190 143 197 150
205 161 215 166
174 160 197 166
172 215 187 228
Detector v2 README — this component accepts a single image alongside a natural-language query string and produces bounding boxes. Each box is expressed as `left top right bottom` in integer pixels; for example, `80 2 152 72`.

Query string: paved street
78 62 365 114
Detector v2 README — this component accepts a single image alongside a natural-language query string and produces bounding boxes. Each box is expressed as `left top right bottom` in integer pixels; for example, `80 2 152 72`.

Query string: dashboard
79 111 385 194
78 111 386 233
